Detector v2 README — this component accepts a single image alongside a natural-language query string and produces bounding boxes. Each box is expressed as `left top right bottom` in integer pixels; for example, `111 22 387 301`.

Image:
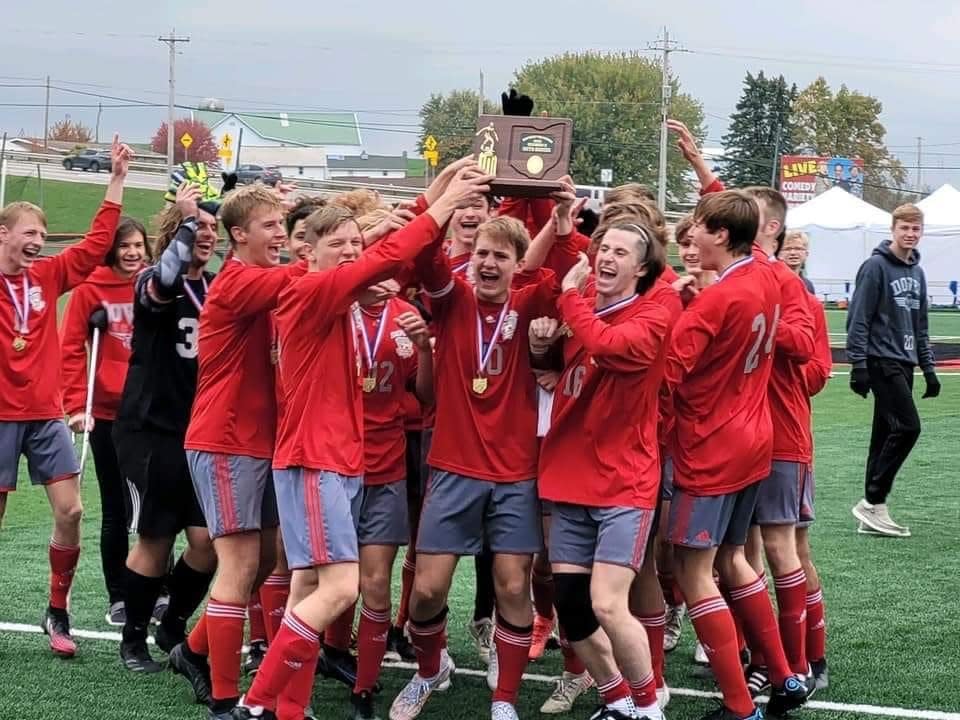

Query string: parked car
62 148 112 173
235 164 282 186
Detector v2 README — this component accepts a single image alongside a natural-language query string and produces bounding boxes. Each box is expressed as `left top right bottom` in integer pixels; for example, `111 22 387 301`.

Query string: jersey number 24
744 304 781 375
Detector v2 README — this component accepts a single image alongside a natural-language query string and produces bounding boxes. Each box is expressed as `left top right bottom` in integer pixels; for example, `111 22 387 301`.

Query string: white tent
916 184 960 304
786 188 891 301
917 183 960 228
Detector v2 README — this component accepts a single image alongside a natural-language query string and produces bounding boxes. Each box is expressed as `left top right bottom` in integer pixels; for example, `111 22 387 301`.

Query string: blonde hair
356 208 392 235
674 213 694 245
0 201 47 230
892 203 923 227
592 201 668 252
477 216 529 260
604 183 655 206
304 204 360 244
329 189 383 218
782 229 809 248
220 185 283 244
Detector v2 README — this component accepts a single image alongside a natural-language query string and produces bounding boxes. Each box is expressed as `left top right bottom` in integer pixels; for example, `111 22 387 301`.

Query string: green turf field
0 380 958 720
824 308 960 342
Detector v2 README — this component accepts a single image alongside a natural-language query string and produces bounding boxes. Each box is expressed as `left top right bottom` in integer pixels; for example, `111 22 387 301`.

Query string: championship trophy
472 114 573 197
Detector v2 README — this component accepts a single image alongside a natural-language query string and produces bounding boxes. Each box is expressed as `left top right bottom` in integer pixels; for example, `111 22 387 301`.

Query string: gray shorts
274 468 362 569
668 483 761 550
798 464 816 529
550 503 655 571
417 470 543 556
753 460 804 526
418 427 433 498
359 481 409 547
187 451 279 539
0 420 78 491
660 456 675 502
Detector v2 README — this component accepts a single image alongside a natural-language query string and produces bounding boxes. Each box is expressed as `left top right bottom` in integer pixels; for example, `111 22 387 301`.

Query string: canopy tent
917 184 960 228
786 186 891 230
913 185 960 305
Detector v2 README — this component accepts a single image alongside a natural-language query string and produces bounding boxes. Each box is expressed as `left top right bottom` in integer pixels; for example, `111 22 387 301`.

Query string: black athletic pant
865 359 922 505
89 419 129 604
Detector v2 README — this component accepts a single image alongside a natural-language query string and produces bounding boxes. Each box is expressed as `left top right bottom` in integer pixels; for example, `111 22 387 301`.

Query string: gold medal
363 376 376 393
472 376 488 395
12 335 27 352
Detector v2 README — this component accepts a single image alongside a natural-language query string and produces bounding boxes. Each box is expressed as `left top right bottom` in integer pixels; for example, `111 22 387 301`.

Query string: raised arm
668 119 722 195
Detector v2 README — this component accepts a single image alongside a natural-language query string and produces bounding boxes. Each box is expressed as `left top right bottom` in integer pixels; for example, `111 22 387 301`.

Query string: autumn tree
151 118 218 164
48 117 94 144
792 77 907 208
418 90 499 169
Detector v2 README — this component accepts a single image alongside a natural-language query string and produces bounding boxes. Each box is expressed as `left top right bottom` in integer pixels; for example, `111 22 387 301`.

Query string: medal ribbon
595 293 638 318
349 304 365 378
182 275 209 313
475 301 509 377
356 304 389 372
3 274 29 335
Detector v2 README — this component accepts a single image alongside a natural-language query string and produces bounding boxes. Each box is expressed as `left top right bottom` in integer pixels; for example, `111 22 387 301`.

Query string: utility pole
648 28 685 212
95 103 103 144
770 122 783 187
916 136 923 192
158 29 190 178
43 76 50 151
478 70 485 117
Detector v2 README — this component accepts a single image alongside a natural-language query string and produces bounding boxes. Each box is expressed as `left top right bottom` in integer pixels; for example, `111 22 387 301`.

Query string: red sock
248 597 266 644
558 625 587 675
492 614 532 705
638 613 666 688
246 612 321 712
531 569 555 620
49 541 80 610
774 569 808 673
260 574 291 644
395 558 416 630
719 582 747 655
187 612 209 656
806 587 826 662
409 609 447 678
325 601 356 650
688 597 755 717
597 674 632 705
276 661 315 720
728 576 793 686
206 598 247 701
355 604 391 693
628 670 658 710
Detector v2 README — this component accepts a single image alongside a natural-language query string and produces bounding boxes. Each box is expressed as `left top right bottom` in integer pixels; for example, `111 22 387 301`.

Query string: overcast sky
4 0 960 191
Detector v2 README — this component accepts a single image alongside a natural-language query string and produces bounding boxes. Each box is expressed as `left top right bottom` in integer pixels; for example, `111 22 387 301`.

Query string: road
2 160 167 191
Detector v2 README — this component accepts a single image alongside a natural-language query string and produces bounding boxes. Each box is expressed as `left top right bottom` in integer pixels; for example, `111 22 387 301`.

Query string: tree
418 90 499 170
721 71 798 188
48 117 94 144
151 118 218 164
512 52 704 204
792 77 907 209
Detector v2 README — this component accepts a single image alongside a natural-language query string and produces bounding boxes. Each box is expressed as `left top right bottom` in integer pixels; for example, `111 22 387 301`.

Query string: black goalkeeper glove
922 370 941 399
88 307 108 333
501 88 534 117
850 367 870 398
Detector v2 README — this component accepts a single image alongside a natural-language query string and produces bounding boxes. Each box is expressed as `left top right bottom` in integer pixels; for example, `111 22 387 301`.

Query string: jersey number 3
744 304 780 375
177 318 199 359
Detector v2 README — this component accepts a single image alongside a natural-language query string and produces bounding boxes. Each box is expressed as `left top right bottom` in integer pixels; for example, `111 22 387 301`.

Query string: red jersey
273 213 441 474
646 279 683 460
664 256 782 496
420 249 558 482
184 258 306 460
498 197 555 239
60 265 138 420
661 265 680 285
804 294 833 398
1 201 120 422
539 291 671 508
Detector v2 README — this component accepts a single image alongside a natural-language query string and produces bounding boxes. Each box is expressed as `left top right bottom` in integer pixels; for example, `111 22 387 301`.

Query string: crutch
78 325 101 481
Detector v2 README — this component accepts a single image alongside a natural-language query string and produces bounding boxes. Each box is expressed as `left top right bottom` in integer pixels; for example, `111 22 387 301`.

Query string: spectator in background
780 230 815 294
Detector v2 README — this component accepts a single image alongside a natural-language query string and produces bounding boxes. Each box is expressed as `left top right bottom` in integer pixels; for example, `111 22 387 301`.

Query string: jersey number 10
744 304 781 375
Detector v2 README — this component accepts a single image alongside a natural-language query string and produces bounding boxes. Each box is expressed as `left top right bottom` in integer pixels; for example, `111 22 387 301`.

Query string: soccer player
179 183 305 719
779 230 814 294
664 190 809 720
60 215 147 625
0 135 132 657
847 203 938 536
229 166 488 720
113 182 220 676
533 221 671 720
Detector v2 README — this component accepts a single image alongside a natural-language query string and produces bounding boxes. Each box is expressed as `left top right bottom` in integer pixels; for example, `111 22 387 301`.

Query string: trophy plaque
472 115 573 197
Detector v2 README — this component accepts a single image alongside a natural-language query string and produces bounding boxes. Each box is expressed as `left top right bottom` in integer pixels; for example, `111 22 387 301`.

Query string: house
327 152 410 179
191 109 363 179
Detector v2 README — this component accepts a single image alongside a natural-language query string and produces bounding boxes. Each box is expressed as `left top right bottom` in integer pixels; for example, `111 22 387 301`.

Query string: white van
575 185 607 213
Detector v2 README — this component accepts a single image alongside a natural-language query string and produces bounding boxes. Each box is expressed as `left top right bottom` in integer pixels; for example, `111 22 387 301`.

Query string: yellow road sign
180 132 194 149
221 133 232 149
424 135 438 152
424 150 439 167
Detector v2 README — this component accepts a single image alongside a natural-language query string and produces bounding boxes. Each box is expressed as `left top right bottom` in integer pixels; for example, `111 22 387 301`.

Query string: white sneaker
852 499 911 537
487 643 499 691
389 656 454 720
540 671 594 714
663 603 685 652
693 642 708 665
438 649 455 691
656 682 671 709
470 618 494 664
492 701 519 720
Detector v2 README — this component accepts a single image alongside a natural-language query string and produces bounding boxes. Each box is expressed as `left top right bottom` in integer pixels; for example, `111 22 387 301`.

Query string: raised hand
561 252 591 294
358 280 400 306
175 181 202 219
110 133 134 179
424 155 478 205
395 311 432 351
443 165 494 209
501 88 534 117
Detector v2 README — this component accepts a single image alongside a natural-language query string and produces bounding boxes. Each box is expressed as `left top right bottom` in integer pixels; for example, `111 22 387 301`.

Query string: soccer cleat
587 706 635 720
317 645 377 691
152 595 170 624
529 613 555 660
388 654 454 720
540 670 594 714
438 649 455 691
745 665 771 697
693 641 709 665
657 682 671 709
42 607 77 658
243 640 267 676
852 500 910 537
168 642 213 706
385 625 417 663
811 658 829 690
663 603 685 652
106 601 126 627
697 704 764 720
492 701 520 720
229 700 276 719
469 617 494 664
120 640 165 673
154 621 184 655
351 690 382 720
766 674 812 717
486 643 499 691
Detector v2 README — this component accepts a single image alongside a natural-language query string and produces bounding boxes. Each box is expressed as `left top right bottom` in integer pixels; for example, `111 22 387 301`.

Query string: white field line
2 621 959 720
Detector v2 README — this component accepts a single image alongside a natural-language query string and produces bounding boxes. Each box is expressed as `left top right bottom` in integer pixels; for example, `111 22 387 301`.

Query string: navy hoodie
846 240 934 372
